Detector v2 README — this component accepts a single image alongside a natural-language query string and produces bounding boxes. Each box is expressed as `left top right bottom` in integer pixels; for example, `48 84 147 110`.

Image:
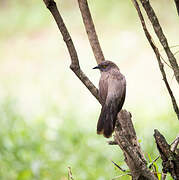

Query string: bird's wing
99 73 109 105
106 72 126 110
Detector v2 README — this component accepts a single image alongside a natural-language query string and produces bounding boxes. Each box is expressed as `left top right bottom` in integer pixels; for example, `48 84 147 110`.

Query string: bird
93 60 126 138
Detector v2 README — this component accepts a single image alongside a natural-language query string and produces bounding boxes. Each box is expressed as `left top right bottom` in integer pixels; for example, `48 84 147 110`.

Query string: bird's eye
102 65 107 68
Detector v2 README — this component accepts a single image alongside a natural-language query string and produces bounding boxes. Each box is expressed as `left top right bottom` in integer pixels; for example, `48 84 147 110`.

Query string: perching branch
139 0 179 85
42 1 177 179
77 0 105 64
42 0 100 102
76 2 158 178
132 0 179 120
114 110 158 180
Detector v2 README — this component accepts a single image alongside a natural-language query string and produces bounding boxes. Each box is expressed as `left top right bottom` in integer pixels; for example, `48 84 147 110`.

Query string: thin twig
68 167 74 180
171 134 179 152
42 0 100 103
168 45 179 49
160 45 179 53
160 56 172 69
111 160 126 172
77 0 105 64
132 0 179 120
174 50 179 56
111 173 131 180
148 156 160 169
140 0 179 84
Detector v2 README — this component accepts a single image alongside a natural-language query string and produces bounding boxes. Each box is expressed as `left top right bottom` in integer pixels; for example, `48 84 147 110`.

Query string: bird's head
93 60 119 72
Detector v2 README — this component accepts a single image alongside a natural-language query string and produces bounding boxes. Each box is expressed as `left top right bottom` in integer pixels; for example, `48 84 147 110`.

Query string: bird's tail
97 101 118 138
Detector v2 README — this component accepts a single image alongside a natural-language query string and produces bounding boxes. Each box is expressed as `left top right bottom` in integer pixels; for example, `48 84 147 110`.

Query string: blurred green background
0 0 179 179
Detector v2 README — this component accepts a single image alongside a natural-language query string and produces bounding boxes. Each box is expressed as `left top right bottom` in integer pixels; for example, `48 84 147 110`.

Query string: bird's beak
93 65 100 69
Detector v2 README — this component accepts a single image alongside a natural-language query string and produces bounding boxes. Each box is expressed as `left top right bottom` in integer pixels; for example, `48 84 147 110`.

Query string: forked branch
42 0 100 102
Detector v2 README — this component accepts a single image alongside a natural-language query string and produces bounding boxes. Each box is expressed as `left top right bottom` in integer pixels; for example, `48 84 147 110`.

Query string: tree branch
154 130 179 179
42 0 100 102
114 110 158 180
174 0 179 16
77 0 105 64
139 0 179 84
111 160 127 172
132 0 179 120
171 134 179 152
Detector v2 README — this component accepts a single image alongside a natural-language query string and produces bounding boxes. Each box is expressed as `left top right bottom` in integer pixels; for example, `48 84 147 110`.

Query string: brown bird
93 60 126 138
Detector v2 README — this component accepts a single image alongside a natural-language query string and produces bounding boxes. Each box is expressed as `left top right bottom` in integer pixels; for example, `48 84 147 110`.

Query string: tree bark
154 130 179 179
114 110 158 180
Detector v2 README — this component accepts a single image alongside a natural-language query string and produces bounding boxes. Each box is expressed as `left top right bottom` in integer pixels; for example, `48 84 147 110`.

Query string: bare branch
154 130 179 179
68 167 74 180
140 0 179 84
42 0 100 102
150 134 179 169
171 134 179 152
132 0 179 120
77 0 105 64
111 160 127 172
114 110 158 180
174 0 179 16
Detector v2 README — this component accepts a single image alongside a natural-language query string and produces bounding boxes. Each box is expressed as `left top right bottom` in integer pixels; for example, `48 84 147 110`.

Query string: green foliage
0 97 126 180
0 97 177 179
